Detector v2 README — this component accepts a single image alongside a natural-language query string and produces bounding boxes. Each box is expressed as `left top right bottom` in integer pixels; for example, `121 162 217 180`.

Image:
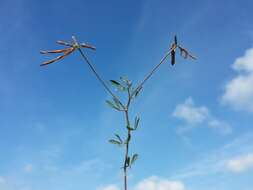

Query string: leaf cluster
105 77 142 112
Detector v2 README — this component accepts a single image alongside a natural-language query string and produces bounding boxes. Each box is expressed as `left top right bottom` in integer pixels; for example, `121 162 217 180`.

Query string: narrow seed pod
171 49 176 65
174 35 178 45
40 37 96 67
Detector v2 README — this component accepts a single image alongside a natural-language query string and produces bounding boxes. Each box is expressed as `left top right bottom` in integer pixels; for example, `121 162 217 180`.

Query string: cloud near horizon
98 176 185 190
135 176 185 190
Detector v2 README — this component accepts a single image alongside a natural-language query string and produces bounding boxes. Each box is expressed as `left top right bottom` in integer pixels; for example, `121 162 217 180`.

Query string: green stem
123 87 132 190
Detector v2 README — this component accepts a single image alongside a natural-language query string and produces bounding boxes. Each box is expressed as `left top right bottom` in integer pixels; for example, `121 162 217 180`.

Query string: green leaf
106 100 120 110
132 86 142 98
134 116 140 130
110 79 121 86
112 97 123 109
131 154 139 166
114 134 123 143
109 139 121 145
110 80 126 91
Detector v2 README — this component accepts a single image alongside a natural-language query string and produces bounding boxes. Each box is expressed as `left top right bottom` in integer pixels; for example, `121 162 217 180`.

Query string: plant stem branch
123 113 130 190
123 88 132 190
77 48 124 108
131 46 176 98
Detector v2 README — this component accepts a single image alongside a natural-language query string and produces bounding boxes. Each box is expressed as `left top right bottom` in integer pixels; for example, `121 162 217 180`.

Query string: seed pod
80 43 96 51
171 49 176 65
40 48 74 66
174 35 177 45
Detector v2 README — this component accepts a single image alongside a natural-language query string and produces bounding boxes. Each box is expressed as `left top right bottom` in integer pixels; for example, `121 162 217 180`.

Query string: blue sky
1 0 253 190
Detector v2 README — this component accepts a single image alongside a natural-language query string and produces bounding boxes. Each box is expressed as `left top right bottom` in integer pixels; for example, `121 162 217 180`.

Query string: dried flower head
40 36 96 66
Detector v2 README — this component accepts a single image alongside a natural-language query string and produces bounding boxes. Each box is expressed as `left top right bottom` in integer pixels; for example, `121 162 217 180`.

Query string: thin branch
77 48 125 109
130 46 176 98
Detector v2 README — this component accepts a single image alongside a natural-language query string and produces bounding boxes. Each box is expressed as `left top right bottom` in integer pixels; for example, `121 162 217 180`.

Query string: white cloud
98 176 185 190
207 119 232 135
135 176 185 190
24 164 33 173
233 48 253 72
226 153 253 173
222 48 253 112
173 98 209 125
173 97 232 134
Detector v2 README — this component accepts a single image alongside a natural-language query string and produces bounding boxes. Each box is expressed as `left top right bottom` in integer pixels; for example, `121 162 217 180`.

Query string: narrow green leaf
133 86 142 98
134 116 140 130
110 80 121 86
106 100 120 110
109 139 121 145
112 97 123 109
131 154 139 165
110 80 126 91
114 134 123 143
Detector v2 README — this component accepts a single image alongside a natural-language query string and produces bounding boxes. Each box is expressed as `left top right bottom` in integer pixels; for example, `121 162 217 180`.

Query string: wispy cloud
173 97 232 134
69 158 109 175
222 47 253 112
171 133 253 179
226 153 253 173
